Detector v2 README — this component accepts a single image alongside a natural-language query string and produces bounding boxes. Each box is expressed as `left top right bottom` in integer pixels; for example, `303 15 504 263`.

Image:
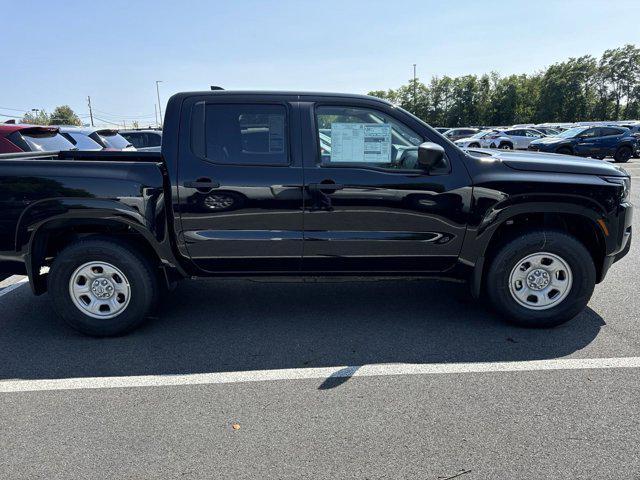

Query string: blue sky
2 0 639 126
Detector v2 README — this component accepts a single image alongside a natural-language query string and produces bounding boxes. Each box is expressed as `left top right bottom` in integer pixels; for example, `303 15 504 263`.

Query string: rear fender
17 197 185 293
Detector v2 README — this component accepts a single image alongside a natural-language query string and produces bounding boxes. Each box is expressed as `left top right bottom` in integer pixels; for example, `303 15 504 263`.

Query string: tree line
368 44 640 127
21 105 83 126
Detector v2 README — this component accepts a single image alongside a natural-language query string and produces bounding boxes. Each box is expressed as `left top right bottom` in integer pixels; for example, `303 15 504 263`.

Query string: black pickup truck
0 91 633 336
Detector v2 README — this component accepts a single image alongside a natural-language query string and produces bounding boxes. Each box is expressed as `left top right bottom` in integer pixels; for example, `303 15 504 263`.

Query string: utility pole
87 96 94 126
154 104 158 128
155 81 163 128
412 64 417 113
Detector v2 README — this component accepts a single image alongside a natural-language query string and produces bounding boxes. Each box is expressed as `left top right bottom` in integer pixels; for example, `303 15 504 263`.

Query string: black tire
468 143 481 148
48 237 159 336
556 147 573 156
613 146 632 163
485 230 595 328
498 142 513 150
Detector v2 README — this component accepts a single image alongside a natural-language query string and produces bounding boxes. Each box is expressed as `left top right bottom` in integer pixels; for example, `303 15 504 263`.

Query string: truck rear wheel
49 238 158 336
485 230 595 328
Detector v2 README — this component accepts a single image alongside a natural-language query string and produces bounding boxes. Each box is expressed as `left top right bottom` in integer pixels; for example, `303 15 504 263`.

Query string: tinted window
505 130 522 136
145 132 161 147
601 127 623 136
315 106 424 170
122 132 144 148
198 104 288 165
122 132 162 148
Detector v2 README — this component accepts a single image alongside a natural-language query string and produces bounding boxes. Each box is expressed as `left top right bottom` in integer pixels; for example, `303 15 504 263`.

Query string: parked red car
0 124 75 154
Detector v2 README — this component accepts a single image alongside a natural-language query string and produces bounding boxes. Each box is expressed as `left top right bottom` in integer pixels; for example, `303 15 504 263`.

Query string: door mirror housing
418 142 445 170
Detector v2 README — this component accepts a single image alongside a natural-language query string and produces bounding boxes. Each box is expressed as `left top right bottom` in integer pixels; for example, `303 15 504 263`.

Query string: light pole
412 64 417 113
155 81 163 128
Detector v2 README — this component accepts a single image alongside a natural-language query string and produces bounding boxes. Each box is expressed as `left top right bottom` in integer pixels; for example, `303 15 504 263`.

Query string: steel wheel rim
508 252 573 310
68 261 131 319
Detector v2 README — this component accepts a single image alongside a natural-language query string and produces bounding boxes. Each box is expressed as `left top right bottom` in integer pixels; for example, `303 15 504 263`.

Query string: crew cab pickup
0 91 633 336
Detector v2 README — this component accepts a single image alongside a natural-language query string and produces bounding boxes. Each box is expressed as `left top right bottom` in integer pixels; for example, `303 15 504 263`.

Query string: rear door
599 127 625 156
299 99 472 273
175 94 304 273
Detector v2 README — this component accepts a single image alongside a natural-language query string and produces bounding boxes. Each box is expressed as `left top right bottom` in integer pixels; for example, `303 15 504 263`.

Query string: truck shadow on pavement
0 278 605 382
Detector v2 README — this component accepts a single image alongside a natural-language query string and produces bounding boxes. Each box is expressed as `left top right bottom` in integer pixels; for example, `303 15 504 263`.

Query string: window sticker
330 123 392 163
268 115 285 152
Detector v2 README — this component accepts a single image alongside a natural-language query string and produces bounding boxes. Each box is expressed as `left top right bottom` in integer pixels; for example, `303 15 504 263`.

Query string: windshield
557 127 589 138
92 131 132 149
21 131 76 151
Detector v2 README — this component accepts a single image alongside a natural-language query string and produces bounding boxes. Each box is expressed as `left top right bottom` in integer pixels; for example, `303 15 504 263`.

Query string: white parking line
0 277 28 298
1 356 639 393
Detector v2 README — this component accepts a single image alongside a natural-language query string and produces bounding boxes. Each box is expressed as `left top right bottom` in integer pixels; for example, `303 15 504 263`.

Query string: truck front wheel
49 238 158 336
485 230 595 328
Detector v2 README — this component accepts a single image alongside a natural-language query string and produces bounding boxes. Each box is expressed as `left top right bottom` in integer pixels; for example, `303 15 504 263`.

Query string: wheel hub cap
69 262 131 319
508 252 573 310
526 268 550 290
90 277 115 299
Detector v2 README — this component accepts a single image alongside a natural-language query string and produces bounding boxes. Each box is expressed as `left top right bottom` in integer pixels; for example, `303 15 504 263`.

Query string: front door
176 96 304 273
574 127 599 156
299 101 472 274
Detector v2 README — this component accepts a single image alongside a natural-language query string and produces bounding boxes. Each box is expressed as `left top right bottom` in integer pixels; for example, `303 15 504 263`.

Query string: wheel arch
467 207 608 298
23 213 185 295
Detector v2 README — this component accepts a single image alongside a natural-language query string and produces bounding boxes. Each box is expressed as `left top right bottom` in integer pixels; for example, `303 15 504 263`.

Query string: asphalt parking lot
1 159 639 479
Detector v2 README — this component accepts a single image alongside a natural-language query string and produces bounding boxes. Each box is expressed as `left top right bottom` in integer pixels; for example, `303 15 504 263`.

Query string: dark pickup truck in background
0 91 633 336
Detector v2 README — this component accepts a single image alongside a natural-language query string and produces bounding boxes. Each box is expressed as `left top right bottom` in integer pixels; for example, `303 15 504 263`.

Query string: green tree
49 105 82 126
369 44 640 126
21 109 50 125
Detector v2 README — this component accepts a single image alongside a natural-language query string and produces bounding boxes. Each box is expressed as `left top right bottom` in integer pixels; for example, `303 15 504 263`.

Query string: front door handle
308 183 344 192
184 179 221 191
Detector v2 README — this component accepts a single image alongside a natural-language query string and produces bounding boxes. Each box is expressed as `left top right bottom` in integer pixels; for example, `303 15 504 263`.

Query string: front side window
196 103 288 165
579 128 599 139
315 106 423 170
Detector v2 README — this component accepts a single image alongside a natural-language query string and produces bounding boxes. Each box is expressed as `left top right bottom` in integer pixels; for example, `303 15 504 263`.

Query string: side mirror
418 142 445 170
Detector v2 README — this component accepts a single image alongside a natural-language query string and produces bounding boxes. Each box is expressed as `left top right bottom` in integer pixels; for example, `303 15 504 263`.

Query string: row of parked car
436 122 640 163
0 124 163 154
1 118 638 163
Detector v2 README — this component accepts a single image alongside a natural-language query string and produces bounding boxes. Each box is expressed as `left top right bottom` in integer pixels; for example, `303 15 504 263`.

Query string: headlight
604 176 631 202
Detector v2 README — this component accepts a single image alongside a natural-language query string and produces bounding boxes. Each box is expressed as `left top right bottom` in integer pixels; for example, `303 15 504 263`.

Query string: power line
93 108 156 119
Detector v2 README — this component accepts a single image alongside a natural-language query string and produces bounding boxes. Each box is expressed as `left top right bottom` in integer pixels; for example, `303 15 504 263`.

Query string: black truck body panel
0 91 632 293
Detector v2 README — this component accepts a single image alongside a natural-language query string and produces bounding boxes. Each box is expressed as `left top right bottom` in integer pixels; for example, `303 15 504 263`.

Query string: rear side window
92 131 131 149
601 127 623 136
9 130 75 152
194 103 289 166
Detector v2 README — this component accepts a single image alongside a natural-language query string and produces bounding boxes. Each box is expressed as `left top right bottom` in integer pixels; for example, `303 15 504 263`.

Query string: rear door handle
308 183 344 192
184 179 221 190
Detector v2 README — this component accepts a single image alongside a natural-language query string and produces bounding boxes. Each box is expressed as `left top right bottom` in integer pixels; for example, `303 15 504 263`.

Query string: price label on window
330 123 392 163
